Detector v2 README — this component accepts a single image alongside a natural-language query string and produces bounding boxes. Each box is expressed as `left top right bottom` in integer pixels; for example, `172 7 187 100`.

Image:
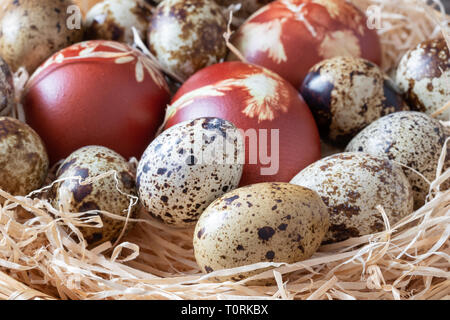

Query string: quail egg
291 152 414 244
53 146 138 247
85 0 153 44
0 117 49 198
137 117 244 227
301 56 409 146
148 0 228 81
346 111 448 209
396 37 450 120
0 0 84 74
193 182 329 279
0 57 15 115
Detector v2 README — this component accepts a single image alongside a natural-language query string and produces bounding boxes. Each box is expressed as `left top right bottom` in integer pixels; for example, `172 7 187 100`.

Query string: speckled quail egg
301 56 409 146
0 117 48 197
291 152 414 244
0 0 84 74
193 182 329 279
396 37 449 120
346 111 448 209
85 0 153 44
148 0 228 81
137 117 244 227
0 57 15 115
53 146 138 247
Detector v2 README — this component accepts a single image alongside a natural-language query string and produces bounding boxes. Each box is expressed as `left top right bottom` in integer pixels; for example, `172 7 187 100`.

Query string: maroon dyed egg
23 40 170 164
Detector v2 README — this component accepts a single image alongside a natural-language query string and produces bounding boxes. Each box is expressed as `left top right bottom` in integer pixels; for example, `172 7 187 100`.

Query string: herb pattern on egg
0 0 84 74
85 0 153 44
54 146 138 247
148 0 228 81
0 117 49 198
291 152 414 244
346 111 448 209
137 117 244 227
193 182 329 279
0 57 15 115
301 56 409 146
396 37 450 120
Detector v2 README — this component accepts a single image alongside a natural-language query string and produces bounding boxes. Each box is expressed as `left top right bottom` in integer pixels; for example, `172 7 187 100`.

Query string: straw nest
0 0 449 300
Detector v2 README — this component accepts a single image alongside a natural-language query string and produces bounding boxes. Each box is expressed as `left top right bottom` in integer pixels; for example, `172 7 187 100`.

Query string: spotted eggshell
346 111 448 209
148 0 227 81
85 0 152 44
395 38 450 121
0 57 15 115
54 146 138 247
301 56 409 146
291 152 414 244
0 0 84 74
193 182 329 278
137 117 244 227
0 117 49 197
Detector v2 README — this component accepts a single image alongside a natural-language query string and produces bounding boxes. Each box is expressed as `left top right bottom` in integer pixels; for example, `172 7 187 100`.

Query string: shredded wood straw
0 0 449 300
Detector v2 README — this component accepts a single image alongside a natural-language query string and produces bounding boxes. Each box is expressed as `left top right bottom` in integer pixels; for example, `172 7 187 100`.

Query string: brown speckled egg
0 57 15 115
291 152 414 244
148 0 227 81
193 182 329 278
0 0 84 74
137 117 244 227
0 117 48 197
301 56 409 147
396 37 449 120
85 0 153 44
54 146 138 247
346 111 448 209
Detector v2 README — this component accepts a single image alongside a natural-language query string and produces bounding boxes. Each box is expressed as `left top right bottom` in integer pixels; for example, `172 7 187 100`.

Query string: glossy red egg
229 0 382 89
164 61 321 186
23 40 170 164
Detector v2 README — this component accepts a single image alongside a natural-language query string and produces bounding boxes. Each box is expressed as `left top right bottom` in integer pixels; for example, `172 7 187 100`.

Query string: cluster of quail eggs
0 0 448 283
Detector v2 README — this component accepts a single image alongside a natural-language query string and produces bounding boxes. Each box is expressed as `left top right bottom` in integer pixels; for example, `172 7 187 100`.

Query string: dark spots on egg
326 224 360 244
157 168 167 175
258 226 275 241
79 201 100 212
265 251 275 260
120 171 135 189
278 223 287 231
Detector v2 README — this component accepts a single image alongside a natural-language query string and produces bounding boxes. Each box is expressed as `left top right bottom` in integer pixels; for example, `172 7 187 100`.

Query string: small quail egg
0 117 49 197
346 111 448 209
291 152 414 244
148 0 228 81
137 117 244 227
85 0 153 44
301 56 409 146
0 0 84 74
193 182 329 279
54 146 138 247
396 37 449 120
0 56 15 115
